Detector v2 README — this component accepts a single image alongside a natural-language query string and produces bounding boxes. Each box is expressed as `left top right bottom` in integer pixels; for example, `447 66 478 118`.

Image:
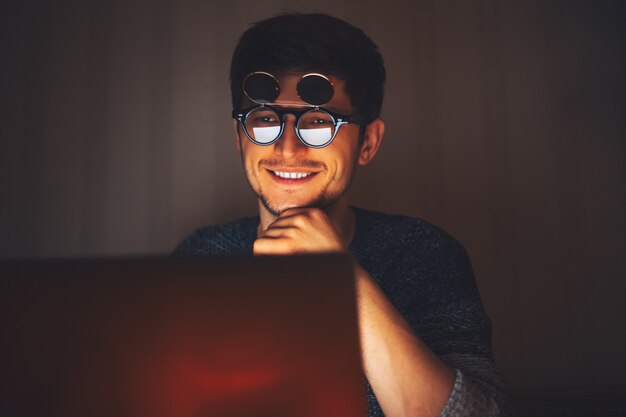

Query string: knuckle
292 215 307 227
308 208 324 219
279 238 298 253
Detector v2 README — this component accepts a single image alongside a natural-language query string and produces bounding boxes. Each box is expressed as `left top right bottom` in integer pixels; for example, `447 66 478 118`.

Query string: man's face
234 74 362 216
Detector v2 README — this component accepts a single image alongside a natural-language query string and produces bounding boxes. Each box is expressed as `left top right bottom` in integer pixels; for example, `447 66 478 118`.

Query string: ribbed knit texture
174 206 510 416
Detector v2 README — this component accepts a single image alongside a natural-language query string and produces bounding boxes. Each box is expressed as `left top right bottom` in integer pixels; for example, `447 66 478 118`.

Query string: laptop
0 254 365 417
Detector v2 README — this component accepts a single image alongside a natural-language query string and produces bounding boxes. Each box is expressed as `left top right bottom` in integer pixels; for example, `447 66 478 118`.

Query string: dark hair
230 13 386 125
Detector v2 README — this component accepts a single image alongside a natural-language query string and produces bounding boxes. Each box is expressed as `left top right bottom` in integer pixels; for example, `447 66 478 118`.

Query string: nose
273 114 307 157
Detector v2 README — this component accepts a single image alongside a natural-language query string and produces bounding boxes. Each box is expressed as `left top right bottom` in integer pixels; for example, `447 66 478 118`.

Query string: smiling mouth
271 170 315 179
266 169 319 181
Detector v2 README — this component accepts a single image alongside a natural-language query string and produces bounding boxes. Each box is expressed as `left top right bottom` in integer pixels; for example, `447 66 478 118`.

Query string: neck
257 196 356 247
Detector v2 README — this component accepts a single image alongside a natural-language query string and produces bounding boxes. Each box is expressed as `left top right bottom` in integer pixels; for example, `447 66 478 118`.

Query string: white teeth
273 171 313 179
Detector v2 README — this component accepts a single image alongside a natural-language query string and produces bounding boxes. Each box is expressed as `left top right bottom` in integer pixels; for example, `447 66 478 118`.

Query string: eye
249 113 279 124
312 118 331 125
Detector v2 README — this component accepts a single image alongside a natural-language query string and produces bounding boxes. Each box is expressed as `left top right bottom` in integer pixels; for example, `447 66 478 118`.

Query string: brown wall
1 0 625 398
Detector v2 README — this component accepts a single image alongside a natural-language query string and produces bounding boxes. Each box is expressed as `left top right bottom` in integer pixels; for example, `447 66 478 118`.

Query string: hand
253 208 346 255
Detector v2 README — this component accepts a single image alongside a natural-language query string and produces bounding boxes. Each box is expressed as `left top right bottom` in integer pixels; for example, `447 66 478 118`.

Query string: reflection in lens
297 110 335 146
245 107 281 144
299 128 332 147
252 126 281 143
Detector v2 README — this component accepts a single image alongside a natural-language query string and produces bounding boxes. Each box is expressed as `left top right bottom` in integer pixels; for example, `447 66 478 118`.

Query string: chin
266 200 311 215
262 191 313 210
262 193 340 217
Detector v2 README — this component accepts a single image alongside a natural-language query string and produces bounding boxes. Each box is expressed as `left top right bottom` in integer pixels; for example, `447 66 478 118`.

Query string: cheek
239 145 259 176
323 149 357 183
240 141 261 163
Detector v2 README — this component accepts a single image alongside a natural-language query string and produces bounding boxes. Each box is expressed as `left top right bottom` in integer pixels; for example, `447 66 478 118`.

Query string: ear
358 118 385 166
232 119 242 152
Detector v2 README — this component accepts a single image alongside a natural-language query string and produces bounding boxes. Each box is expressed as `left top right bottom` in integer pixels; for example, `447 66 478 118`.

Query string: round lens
244 107 281 144
243 72 280 104
297 110 336 147
297 74 334 106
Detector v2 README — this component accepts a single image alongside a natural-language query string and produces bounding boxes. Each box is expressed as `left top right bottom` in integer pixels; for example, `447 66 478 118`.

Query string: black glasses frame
232 105 359 149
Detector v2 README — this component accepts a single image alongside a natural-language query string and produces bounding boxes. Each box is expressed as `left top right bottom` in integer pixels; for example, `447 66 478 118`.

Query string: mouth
266 169 319 184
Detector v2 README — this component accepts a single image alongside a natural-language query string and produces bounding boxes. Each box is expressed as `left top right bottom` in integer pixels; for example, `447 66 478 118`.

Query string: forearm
355 262 456 417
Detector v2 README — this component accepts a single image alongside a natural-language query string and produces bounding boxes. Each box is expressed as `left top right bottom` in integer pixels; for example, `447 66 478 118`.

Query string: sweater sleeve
438 367 510 417
409 236 510 417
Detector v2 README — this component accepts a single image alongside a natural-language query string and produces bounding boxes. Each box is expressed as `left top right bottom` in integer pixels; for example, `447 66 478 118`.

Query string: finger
253 236 299 255
278 207 312 217
270 208 328 229
266 214 310 230
276 207 325 222
258 225 299 239
266 214 309 230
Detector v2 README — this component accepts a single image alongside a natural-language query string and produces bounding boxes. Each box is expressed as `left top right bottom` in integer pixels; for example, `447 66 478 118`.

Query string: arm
356 260 510 417
355 262 456 417
254 208 509 416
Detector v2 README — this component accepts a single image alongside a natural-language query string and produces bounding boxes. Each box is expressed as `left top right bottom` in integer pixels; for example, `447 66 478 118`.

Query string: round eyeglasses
232 105 357 149
234 71 360 148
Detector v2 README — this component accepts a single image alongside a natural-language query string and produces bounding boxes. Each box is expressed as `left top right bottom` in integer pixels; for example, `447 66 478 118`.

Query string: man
175 13 509 417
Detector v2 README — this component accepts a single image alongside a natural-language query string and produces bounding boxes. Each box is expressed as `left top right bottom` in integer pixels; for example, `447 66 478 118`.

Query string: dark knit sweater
174 207 510 416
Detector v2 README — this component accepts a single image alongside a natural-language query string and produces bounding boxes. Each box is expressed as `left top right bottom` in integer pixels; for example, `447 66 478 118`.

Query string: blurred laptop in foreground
1 255 364 417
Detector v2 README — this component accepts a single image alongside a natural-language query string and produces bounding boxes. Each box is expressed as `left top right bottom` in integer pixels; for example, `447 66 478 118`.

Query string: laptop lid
1 254 365 417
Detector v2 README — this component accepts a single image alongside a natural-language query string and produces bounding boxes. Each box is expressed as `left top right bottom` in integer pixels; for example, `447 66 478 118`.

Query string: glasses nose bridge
275 108 305 139
276 111 303 145
272 113 308 156
277 108 303 125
